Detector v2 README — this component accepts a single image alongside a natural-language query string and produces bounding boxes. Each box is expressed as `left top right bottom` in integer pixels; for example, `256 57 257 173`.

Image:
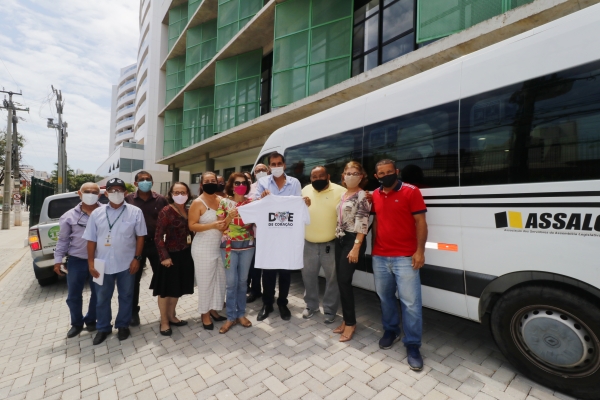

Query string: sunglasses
233 181 248 186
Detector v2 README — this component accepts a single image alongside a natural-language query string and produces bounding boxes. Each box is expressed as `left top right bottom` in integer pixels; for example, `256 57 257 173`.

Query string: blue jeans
66 256 97 327
221 248 255 321
94 269 135 332
372 256 422 347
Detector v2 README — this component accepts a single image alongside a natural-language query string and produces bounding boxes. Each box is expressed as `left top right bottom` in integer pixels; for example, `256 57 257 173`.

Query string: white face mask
108 192 125 205
344 175 362 189
255 171 268 181
81 193 99 206
173 194 188 205
271 167 284 178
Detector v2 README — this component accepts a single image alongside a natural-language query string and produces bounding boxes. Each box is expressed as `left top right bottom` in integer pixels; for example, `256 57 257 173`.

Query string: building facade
147 0 597 191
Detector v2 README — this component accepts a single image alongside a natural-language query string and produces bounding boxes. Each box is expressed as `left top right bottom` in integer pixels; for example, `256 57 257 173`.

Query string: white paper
93 258 105 286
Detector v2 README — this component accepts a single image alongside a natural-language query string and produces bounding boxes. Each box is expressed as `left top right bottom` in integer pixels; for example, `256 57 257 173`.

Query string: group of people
54 151 428 371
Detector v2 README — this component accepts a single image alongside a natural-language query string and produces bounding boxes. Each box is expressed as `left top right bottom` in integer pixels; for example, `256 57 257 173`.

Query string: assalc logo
495 211 600 232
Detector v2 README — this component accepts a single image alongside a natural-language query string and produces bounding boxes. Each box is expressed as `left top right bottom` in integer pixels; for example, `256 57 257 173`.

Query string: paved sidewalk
0 212 29 278
0 227 574 400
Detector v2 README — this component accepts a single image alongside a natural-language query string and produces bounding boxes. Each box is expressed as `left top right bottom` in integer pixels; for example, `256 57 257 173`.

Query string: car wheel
491 285 600 399
38 275 58 286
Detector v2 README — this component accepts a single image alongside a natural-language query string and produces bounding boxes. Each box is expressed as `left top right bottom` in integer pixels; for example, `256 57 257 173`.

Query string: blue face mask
138 180 152 192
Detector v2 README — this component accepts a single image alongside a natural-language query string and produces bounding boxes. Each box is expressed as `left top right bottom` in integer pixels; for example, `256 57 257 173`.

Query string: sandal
159 323 172 336
210 312 227 322
169 319 188 327
219 320 237 334
339 325 356 342
237 317 252 328
333 322 346 334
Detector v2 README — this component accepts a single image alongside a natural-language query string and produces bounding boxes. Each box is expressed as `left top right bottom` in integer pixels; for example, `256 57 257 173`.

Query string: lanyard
106 205 126 232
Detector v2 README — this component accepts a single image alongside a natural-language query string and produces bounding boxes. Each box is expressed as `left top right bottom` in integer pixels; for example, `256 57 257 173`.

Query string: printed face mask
81 193 99 206
137 180 152 192
255 171 268 180
311 179 328 191
173 194 188 205
234 185 248 195
202 183 218 194
379 173 398 188
345 175 361 189
108 192 125 205
271 167 284 178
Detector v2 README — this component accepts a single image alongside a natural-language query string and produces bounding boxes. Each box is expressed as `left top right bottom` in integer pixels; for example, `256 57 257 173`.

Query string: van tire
38 275 58 286
491 285 600 399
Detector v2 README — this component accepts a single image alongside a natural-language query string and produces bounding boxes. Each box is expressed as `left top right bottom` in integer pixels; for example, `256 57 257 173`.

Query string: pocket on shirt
121 221 136 238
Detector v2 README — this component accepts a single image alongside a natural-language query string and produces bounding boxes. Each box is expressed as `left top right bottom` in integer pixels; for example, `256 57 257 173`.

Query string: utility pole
47 86 68 193
1 89 28 230
12 110 21 225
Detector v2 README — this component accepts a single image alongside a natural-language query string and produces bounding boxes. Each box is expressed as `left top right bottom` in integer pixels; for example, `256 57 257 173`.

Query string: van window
460 59 600 186
363 101 459 190
284 128 363 187
48 195 109 220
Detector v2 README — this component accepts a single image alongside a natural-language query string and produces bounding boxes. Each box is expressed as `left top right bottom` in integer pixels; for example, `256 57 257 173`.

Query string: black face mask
311 179 328 191
218 183 225 192
379 173 398 188
202 183 219 195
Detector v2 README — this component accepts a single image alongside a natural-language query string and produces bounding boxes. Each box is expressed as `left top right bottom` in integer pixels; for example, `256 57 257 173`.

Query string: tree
50 163 76 191
72 173 103 190
0 129 26 186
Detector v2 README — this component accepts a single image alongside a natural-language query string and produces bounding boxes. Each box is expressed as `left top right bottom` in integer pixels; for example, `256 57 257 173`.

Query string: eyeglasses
172 191 188 195
76 212 88 227
344 172 362 177
107 189 125 193
138 179 152 182
233 181 247 186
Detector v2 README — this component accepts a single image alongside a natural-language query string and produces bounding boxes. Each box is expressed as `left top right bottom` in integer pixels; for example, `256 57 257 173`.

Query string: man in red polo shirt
371 159 428 371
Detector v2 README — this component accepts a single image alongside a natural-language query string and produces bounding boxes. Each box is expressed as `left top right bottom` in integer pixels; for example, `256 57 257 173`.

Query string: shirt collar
378 180 403 193
269 174 290 188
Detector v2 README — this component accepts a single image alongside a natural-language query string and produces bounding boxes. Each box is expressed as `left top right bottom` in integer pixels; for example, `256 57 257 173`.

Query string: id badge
105 234 112 247
187 235 192 244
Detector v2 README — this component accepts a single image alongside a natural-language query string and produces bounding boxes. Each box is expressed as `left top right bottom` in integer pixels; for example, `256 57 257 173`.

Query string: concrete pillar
206 155 215 172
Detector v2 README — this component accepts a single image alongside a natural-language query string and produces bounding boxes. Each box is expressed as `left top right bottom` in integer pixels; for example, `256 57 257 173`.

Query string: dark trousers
335 232 366 326
262 269 290 307
132 240 161 315
247 254 262 296
66 256 97 327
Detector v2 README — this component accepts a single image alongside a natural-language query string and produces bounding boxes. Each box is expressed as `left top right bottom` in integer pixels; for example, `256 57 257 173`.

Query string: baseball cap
106 178 127 190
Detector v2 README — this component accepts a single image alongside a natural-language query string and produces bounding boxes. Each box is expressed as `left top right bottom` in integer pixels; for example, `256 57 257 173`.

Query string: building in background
146 0 594 194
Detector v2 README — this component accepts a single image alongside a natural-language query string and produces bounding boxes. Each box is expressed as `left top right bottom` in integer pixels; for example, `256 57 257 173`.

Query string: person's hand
54 263 65 276
303 197 311 207
347 248 359 264
214 220 228 232
129 259 140 275
89 262 100 279
161 258 173 267
364 191 373 204
229 208 239 218
260 190 271 198
412 250 425 270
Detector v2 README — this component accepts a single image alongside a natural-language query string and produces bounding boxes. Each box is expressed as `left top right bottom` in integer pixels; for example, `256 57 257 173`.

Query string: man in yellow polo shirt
301 166 347 323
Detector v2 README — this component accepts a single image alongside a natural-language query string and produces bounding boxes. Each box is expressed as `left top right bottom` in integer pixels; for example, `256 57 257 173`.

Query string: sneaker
323 313 336 324
406 345 423 371
302 308 316 319
379 330 400 350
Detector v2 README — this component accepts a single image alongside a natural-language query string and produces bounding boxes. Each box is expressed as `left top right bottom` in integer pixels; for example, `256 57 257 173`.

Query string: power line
0 57 20 90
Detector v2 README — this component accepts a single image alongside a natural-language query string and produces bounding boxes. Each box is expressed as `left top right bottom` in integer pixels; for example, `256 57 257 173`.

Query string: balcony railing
119 78 136 90
121 65 137 77
116 116 135 128
117 91 136 103
117 129 133 137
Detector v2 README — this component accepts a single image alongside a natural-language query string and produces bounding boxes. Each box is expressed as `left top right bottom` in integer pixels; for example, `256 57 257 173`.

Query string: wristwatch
354 239 362 244
134 255 143 261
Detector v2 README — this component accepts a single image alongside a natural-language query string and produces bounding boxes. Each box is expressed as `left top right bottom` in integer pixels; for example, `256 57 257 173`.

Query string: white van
253 5 600 398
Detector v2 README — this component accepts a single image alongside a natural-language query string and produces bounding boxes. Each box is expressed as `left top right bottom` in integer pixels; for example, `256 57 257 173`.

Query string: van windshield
47 195 109 220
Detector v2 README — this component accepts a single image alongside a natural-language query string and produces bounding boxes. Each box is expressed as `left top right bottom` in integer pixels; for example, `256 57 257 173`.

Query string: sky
0 0 139 175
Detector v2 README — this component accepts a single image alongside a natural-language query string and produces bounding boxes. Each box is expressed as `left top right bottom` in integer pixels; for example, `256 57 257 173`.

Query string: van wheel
491 285 600 399
38 275 58 286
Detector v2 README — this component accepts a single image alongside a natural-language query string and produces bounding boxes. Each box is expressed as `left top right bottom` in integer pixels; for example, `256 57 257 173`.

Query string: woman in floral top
334 161 371 342
153 182 195 336
215 173 255 333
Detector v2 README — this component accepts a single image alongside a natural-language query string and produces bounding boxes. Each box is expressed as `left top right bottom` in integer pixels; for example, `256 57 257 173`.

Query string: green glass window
217 0 263 51
272 0 353 108
416 0 534 43
185 20 218 83
189 0 202 17
166 56 186 104
213 49 262 133
164 108 184 156
183 86 215 147
168 4 188 51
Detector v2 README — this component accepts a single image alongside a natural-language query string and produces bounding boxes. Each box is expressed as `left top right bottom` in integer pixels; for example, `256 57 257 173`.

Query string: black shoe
379 330 400 350
210 313 227 322
246 292 262 303
93 331 111 345
406 345 424 371
130 314 140 327
278 305 291 321
160 325 172 336
67 326 83 338
85 323 97 332
170 319 188 327
257 304 274 321
118 328 131 341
